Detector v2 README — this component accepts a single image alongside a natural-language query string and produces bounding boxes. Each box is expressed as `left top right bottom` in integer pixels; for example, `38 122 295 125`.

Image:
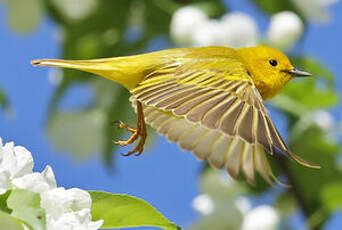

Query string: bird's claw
113 120 136 133
120 146 144 157
113 101 147 157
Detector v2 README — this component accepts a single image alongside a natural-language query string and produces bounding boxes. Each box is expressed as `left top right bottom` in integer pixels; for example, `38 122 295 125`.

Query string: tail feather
31 54 161 89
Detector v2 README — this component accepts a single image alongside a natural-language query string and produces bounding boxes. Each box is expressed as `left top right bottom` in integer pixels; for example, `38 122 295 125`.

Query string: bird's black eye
269 59 278 67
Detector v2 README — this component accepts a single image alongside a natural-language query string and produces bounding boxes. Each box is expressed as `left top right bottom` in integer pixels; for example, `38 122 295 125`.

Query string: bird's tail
31 53 164 89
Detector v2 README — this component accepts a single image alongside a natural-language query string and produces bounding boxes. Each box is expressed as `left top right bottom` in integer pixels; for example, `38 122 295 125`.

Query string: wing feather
202 97 237 129
145 85 194 104
178 125 207 151
158 117 178 134
208 136 231 169
193 131 221 160
134 81 176 97
256 112 273 153
165 88 212 110
237 106 255 143
224 138 243 179
219 101 245 136
254 145 274 185
140 102 277 185
186 93 230 123
173 91 223 116
129 53 318 185
241 144 255 184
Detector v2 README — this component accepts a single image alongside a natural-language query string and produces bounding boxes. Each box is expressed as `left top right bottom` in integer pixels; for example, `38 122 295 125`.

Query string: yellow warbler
32 46 319 185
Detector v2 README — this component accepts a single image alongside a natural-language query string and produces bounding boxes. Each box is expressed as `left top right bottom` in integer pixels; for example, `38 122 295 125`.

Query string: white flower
41 187 92 221
220 12 259 48
12 165 56 193
234 196 251 215
0 139 34 194
267 11 303 49
46 209 103 230
241 205 279 230
312 110 334 130
191 12 259 48
192 20 225 47
51 0 98 21
170 6 208 45
42 188 103 230
290 0 339 23
0 137 102 230
192 194 214 215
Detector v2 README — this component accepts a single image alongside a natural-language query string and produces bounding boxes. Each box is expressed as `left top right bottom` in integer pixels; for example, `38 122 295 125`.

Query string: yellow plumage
32 45 319 185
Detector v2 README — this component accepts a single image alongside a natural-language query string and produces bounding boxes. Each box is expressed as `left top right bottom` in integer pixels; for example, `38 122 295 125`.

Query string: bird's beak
287 68 312 77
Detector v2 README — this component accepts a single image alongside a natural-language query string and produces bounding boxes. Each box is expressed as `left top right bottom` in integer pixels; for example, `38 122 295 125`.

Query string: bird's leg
113 101 147 156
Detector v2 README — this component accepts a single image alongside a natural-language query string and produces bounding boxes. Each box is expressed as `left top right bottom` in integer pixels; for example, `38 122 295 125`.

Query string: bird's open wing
130 57 318 185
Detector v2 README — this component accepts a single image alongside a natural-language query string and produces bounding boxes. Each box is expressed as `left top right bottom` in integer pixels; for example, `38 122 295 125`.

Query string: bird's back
32 46 249 89
135 46 250 85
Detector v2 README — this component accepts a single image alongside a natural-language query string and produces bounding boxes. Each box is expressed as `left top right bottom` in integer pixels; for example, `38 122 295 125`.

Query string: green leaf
0 191 12 213
321 182 342 211
7 190 46 230
7 0 42 33
90 191 180 230
0 211 26 230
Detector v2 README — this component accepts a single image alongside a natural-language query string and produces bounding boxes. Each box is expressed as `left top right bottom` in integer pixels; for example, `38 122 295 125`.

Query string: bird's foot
113 101 147 156
113 120 140 147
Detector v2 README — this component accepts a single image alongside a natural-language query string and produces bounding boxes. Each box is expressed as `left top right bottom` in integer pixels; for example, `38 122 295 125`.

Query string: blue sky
0 0 341 229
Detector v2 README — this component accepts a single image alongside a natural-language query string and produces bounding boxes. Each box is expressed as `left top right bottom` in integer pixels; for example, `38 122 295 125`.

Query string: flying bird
32 46 319 185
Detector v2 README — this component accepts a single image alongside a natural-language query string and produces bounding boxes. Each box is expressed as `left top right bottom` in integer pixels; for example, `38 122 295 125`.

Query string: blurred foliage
6 0 43 33
0 88 8 110
272 57 338 116
250 0 299 15
0 0 341 230
322 182 342 211
188 170 245 230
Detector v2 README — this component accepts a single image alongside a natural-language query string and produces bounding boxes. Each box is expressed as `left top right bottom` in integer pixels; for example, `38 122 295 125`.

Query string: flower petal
12 166 56 193
46 209 103 230
0 169 10 195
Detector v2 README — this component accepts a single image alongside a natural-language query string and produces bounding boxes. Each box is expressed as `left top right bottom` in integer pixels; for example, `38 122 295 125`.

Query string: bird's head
237 45 311 99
